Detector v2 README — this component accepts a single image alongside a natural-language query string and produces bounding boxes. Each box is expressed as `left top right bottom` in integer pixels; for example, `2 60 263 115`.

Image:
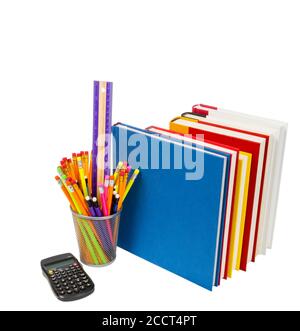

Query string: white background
0 0 299 311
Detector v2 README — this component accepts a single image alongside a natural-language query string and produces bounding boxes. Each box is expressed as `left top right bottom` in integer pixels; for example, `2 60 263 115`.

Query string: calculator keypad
51 263 93 299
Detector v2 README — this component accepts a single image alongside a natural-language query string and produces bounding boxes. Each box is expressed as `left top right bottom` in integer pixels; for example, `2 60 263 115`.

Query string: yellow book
226 152 252 277
170 116 197 134
169 116 252 277
236 152 252 270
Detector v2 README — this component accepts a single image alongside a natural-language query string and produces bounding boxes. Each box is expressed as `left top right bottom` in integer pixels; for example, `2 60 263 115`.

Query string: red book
170 117 268 271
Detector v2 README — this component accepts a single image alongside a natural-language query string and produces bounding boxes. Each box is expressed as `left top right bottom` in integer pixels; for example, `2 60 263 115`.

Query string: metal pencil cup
71 210 122 267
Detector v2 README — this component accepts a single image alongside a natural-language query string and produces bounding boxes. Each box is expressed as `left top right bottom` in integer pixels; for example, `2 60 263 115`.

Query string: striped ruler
92 81 113 198
104 82 113 177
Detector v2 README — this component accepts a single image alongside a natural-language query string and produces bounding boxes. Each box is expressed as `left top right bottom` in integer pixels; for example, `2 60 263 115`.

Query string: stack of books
112 103 287 291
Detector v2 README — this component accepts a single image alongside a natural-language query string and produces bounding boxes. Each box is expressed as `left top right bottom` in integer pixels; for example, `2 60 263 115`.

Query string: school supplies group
53 81 287 290
54 81 140 267
113 103 287 291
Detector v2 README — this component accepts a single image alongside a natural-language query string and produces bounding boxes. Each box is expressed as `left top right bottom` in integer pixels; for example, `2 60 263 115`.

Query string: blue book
145 127 231 286
116 123 231 286
113 123 228 290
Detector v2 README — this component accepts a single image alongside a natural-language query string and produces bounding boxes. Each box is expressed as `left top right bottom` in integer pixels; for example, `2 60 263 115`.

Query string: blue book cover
113 123 227 290
118 123 231 286
145 128 231 286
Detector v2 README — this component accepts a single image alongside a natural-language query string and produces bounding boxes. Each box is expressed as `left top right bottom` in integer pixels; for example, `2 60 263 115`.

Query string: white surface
0 0 299 311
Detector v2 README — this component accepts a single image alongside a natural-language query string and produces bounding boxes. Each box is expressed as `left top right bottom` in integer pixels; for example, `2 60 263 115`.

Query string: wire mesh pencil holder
71 209 122 267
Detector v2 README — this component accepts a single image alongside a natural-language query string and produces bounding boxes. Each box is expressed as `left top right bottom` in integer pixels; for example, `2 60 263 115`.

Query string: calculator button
56 284 61 288
70 281 74 285
73 288 79 293
75 278 80 282
59 290 65 295
65 286 70 290
79 273 85 277
80 285 85 291
61 278 66 282
63 282 67 286
67 277 72 281
67 290 72 294
77 282 82 286
86 283 91 287
82 276 87 280
83 279 88 284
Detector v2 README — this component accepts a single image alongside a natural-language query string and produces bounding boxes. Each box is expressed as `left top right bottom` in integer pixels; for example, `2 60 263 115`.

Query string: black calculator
41 253 95 301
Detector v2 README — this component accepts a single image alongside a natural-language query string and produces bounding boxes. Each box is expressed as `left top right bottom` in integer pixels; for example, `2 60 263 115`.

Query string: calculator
41 253 95 301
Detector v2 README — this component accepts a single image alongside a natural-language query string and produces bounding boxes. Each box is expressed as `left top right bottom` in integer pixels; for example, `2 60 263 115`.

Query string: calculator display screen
45 258 76 270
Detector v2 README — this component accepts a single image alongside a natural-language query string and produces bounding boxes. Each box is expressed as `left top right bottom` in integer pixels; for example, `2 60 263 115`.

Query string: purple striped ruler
92 81 99 197
104 82 113 177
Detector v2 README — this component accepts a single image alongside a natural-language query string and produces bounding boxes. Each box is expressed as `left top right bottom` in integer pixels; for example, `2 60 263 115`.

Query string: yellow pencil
65 179 84 214
122 169 140 202
113 161 123 182
77 156 89 197
84 151 89 177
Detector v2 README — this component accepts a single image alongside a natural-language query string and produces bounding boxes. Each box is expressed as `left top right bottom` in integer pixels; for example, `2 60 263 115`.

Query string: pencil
88 151 93 195
122 169 140 202
72 153 79 182
107 175 114 215
55 176 76 211
68 158 77 181
117 170 126 210
77 156 89 197
70 178 90 215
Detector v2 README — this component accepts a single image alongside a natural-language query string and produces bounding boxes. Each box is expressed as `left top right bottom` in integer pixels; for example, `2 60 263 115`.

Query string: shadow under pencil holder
71 209 122 267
